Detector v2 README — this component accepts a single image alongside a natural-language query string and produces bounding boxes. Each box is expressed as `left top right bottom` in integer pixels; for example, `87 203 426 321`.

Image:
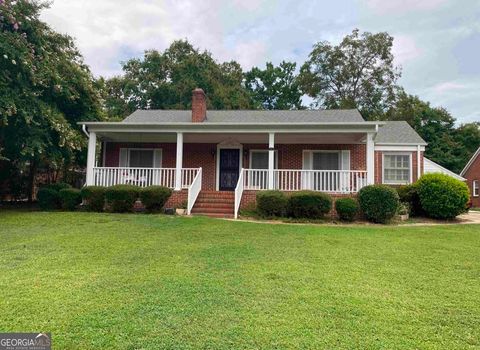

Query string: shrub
37 182 71 210
288 191 332 219
105 185 139 213
256 191 288 217
81 186 106 212
59 188 82 211
358 185 400 223
37 188 61 210
397 184 424 217
139 186 172 212
335 197 359 222
416 173 469 219
45 182 71 192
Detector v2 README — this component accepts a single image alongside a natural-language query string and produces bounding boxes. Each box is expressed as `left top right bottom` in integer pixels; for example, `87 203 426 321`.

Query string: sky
41 0 480 123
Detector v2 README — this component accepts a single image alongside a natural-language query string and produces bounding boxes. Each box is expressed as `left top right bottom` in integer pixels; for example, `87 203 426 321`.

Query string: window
383 154 411 184
119 148 162 168
249 150 277 169
312 151 340 170
473 180 479 197
129 150 154 168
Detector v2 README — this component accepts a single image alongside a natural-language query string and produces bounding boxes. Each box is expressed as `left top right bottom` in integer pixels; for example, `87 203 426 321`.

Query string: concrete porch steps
191 190 234 218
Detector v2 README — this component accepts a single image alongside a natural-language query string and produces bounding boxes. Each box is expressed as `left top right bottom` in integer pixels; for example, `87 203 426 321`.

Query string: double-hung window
473 180 479 197
383 153 411 184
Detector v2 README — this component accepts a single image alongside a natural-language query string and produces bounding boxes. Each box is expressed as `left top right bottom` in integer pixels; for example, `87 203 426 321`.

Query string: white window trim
382 152 412 185
473 180 479 197
248 149 278 169
120 148 162 168
302 150 342 170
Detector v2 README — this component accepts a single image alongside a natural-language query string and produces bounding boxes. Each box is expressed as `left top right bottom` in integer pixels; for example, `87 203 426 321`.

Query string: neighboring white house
424 157 465 181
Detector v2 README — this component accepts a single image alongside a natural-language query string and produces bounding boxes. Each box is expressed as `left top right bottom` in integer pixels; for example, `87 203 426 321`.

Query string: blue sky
41 0 480 123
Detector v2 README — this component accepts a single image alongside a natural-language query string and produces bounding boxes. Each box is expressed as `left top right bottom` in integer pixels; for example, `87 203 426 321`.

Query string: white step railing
187 167 202 215
243 169 367 193
234 168 245 219
92 167 200 189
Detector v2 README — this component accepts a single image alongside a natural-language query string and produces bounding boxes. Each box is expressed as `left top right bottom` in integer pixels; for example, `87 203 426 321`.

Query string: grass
1 211 480 349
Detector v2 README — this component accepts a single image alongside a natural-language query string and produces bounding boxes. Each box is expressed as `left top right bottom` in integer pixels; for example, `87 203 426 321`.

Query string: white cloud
432 81 468 94
366 0 448 15
392 35 422 65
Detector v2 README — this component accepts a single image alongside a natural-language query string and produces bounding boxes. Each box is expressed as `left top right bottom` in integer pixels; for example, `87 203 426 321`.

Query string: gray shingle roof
375 121 427 145
122 109 365 123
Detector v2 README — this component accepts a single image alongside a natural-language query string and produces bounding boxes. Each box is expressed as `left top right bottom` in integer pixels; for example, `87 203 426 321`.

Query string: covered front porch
82 122 379 217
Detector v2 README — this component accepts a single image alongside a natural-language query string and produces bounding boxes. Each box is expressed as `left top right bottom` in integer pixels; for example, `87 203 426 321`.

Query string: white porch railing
234 168 245 219
92 167 200 189
187 167 202 215
243 169 367 193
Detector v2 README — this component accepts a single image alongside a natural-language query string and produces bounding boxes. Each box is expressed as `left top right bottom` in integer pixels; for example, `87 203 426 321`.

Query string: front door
219 148 240 191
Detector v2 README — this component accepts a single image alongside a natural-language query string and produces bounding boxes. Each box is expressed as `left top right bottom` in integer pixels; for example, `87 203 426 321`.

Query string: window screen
383 154 410 184
129 150 154 168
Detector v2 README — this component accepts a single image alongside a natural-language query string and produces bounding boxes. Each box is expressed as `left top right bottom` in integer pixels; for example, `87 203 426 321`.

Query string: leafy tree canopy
101 40 254 118
244 61 303 110
299 29 400 120
0 0 103 198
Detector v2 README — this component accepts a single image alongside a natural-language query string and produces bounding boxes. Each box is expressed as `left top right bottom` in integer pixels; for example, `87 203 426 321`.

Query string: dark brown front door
219 148 240 191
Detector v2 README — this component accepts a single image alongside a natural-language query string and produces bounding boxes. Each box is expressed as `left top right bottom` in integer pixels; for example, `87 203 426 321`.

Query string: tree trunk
27 159 37 202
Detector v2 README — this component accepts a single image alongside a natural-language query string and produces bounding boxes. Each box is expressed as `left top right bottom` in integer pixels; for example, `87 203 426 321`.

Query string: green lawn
1 211 479 349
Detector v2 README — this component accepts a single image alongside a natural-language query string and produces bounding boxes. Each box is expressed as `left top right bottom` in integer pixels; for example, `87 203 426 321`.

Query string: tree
244 61 303 110
0 0 103 200
387 90 478 174
101 40 253 118
299 29 400 120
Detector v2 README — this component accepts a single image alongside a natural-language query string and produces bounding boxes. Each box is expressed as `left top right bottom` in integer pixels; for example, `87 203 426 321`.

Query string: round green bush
416 173 469 219
397 184 424 217
358 185 400 223
288 191 332 219
80 186 106 212
139 186 172 212
335 197 359 222
37 188 61 210
256 190 288 217
105 185 139 213
59 188 82 211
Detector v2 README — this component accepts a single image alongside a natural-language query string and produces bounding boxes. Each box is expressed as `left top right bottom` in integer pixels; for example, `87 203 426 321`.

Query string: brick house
79 88 427 218
461 146 480 208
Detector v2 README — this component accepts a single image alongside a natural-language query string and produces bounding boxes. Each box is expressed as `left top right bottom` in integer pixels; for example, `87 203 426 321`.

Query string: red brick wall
463 154 480 208
104 142 425 190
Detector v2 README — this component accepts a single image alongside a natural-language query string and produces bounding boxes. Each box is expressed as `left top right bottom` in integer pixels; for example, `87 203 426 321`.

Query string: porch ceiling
97 132 365 144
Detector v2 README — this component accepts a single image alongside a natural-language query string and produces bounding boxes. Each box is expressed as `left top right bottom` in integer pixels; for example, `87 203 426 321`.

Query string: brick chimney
192 88 206 122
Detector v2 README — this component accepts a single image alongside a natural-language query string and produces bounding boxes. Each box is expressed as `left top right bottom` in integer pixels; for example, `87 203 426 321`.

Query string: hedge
139 186 172 212
416 173 469 219
37 188 61 210
37 182 72 210
288 191 332 219
335 197 359 222
358 185 400 223
256 191 288 217
397 184 424 217
105 185 139 213
59 188 82 211
81 186 106 212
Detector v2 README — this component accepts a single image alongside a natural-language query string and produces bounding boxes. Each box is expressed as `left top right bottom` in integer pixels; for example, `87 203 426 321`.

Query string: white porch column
268 132 275 190
86 131 96 186
175 132 183 191
366 132 375 185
